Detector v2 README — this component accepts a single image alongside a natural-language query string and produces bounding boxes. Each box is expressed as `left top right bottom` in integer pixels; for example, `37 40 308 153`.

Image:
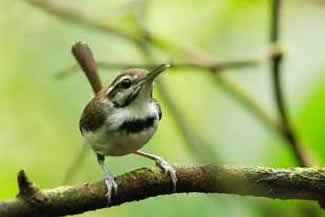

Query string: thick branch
1 165 325 217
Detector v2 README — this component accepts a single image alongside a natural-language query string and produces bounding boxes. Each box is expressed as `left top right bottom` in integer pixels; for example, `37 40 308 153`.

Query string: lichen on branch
0 165 325 217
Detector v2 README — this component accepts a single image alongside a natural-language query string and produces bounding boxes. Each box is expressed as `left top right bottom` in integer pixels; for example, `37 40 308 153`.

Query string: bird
71 41 177 205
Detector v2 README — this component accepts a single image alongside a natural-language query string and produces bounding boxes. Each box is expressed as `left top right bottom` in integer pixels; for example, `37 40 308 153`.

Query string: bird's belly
84 126 157 156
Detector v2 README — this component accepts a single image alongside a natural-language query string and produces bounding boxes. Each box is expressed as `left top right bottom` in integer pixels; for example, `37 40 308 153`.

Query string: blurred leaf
297 71 325 164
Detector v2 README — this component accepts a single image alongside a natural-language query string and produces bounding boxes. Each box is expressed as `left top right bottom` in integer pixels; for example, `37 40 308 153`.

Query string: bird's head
97 64 169 108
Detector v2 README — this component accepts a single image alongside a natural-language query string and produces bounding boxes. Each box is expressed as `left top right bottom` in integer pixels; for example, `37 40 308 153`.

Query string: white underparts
83 100 160 156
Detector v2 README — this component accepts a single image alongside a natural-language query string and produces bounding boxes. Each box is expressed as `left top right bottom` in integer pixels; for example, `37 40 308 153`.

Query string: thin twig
270 0 311 166
212 73 282 133
25 0 143 45
55 57 264 79
155 77 221 162
62 144 90 184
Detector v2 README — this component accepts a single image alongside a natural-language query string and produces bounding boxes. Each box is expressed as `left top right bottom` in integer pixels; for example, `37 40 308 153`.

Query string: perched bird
72 42 177 204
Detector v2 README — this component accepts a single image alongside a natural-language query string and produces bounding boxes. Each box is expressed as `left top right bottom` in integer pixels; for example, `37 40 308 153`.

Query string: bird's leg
134 151 177 192
97 154 118 205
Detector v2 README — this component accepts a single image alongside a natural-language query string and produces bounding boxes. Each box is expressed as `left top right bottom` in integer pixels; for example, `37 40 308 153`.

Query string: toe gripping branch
154 157 178 192
134 151 177 193
104 170 118 205
97 154 118 205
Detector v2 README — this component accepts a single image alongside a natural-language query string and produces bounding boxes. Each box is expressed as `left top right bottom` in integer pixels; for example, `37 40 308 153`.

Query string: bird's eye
120 78 132 89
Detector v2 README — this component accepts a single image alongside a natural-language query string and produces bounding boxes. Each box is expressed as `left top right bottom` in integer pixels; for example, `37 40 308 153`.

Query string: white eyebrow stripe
119 75 132 82
106 73 138 95
109 75 133 92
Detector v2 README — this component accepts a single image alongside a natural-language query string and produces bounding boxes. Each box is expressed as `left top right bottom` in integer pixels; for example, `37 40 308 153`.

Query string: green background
1 0 325 216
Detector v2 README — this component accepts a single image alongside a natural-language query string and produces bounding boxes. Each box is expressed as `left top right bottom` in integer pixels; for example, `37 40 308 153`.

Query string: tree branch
155 78 221 162
25 0 143 45
269 0 312 167
1 166 325 217
212 73 282 133
55 57 265 80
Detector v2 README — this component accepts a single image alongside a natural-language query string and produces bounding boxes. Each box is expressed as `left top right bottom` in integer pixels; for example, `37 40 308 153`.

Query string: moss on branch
0 165 325 217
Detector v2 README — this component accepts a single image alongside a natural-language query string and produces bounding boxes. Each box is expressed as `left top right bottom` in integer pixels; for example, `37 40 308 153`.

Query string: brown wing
79 99 107 134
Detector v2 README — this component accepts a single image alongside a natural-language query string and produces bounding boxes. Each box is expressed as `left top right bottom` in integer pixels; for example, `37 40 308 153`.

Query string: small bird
72 42 177 204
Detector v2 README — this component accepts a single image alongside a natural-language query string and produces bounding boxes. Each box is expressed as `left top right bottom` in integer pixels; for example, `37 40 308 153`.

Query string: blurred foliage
1 0 325 217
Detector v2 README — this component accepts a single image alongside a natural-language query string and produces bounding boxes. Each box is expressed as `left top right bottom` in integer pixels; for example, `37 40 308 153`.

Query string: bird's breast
82 101 161 156
119 116 156 133
84 117 159 156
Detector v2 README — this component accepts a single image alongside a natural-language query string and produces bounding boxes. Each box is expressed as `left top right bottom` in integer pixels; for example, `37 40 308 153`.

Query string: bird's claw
155 157 177 192
104 173 118 206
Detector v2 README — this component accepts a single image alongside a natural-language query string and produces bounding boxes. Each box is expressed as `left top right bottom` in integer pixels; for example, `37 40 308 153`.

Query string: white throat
105 100 159 131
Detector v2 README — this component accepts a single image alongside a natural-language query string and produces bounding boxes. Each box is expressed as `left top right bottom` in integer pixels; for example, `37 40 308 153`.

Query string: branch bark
1 165 325 217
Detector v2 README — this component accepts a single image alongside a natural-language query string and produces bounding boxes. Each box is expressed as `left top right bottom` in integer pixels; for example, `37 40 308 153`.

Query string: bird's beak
138 64 170 86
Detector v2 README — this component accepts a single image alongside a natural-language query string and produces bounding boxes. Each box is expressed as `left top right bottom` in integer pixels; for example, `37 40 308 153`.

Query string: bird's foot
104 173 118 206
154 157 177 192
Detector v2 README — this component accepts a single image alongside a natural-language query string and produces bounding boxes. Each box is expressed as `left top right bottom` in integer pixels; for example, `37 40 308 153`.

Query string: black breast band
119 116 156 133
